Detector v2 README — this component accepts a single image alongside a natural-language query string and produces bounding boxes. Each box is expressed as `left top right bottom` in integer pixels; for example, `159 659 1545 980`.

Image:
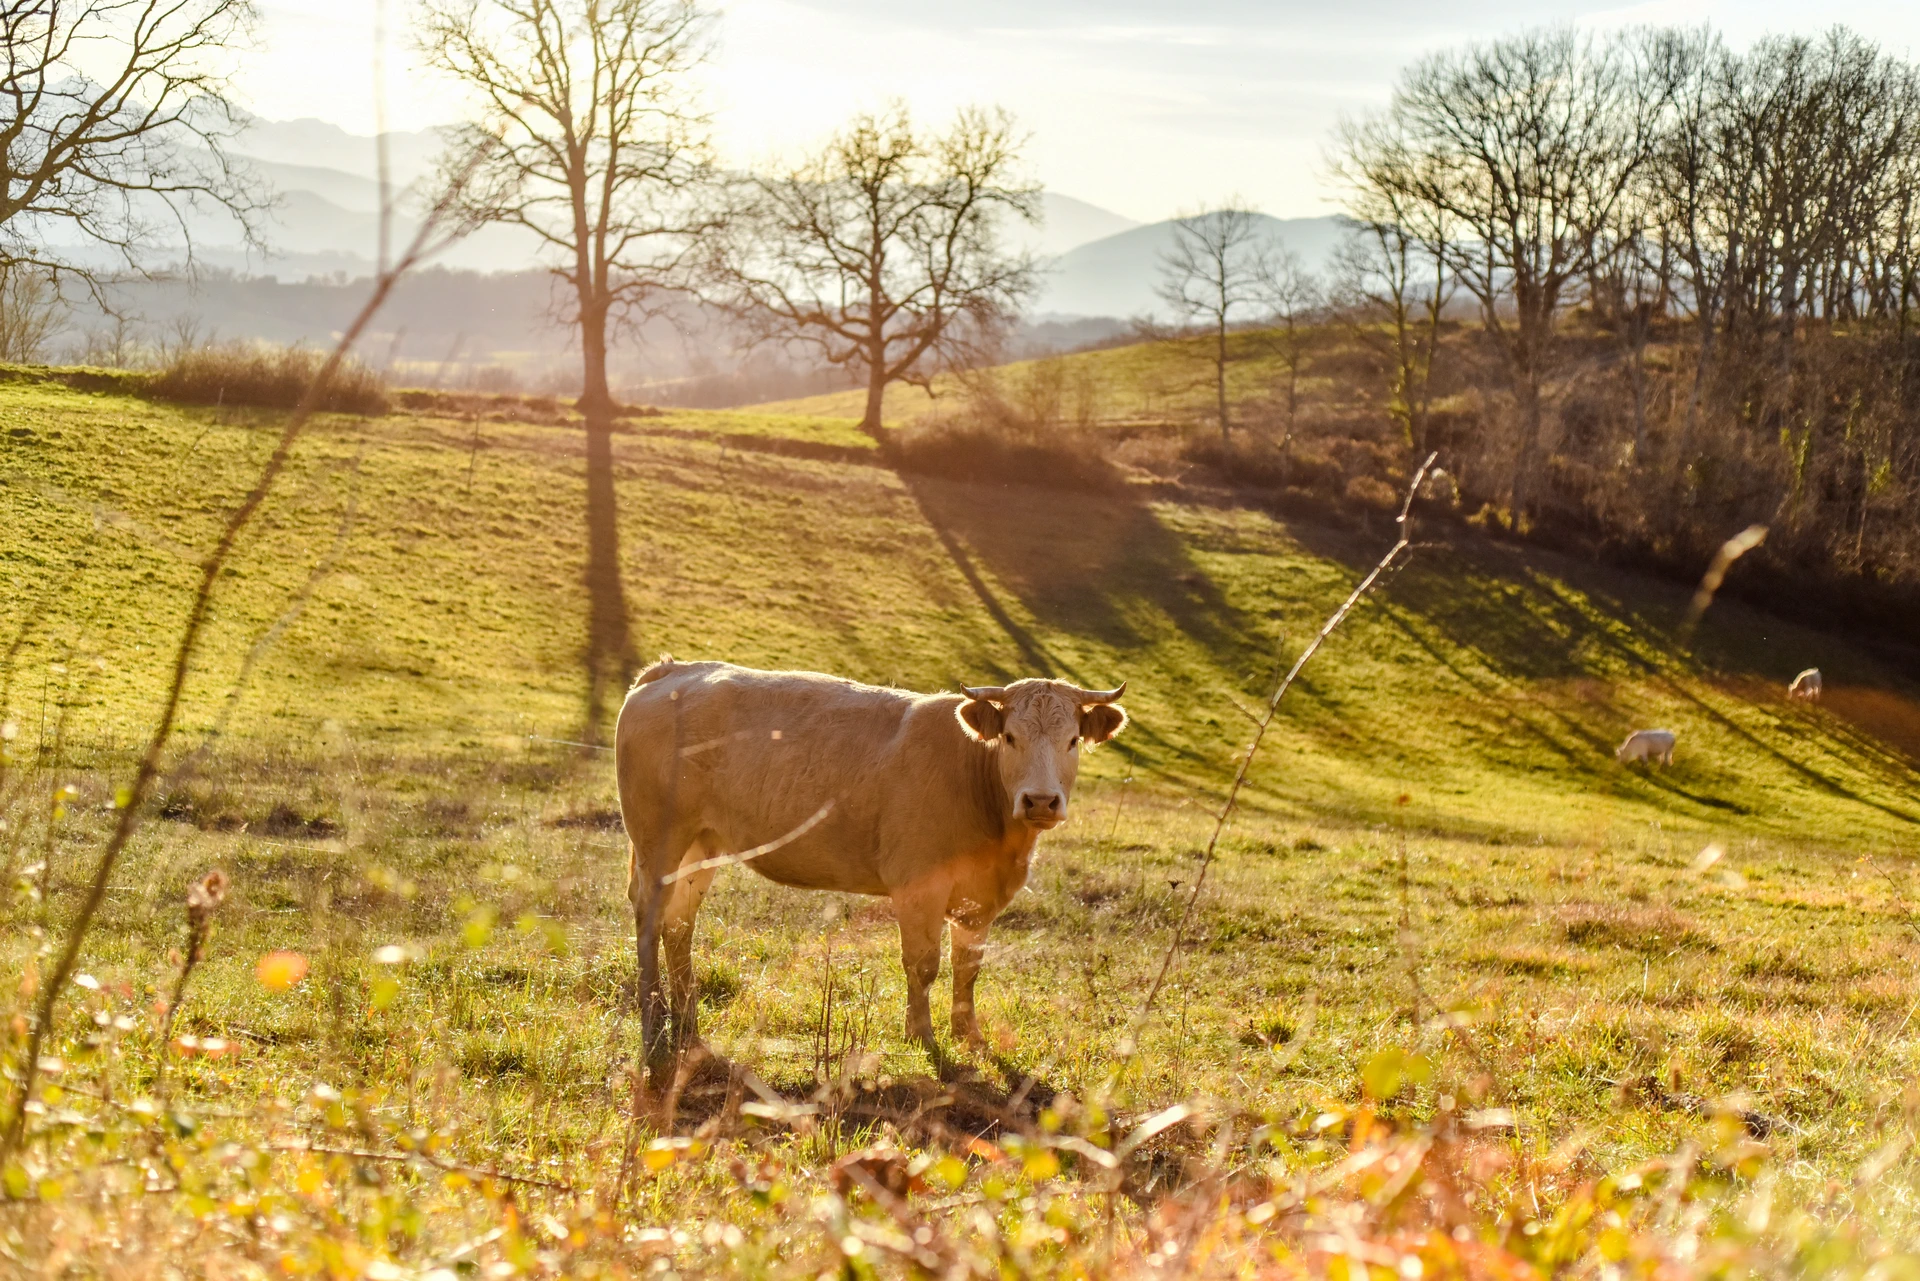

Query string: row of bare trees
1154 207 1321 446
1333 24 1920 605
1 0 1040 733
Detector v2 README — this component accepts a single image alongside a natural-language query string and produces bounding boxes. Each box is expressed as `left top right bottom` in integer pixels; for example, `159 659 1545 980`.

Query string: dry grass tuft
1557 901 1713 952
1466 945 1600 976
149 344 389 414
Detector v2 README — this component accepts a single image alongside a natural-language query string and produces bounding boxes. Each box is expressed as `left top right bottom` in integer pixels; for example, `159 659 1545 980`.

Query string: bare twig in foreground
269 1140 577 1194
1121 452 1440 1066
0 159 487 1162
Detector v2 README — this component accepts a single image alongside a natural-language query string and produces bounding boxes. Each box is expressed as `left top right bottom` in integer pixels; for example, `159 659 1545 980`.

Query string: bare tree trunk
861 357 888 441
1628 311 1649 463
1679 307 1714 463
1215 314 1230 445
578 293 616 419
1511 362 1545 516
861 263 889 442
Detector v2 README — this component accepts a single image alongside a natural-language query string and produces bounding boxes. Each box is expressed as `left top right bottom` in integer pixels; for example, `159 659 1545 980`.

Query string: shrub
890 364 1126 493
889 418 1126 492
149 344 389 414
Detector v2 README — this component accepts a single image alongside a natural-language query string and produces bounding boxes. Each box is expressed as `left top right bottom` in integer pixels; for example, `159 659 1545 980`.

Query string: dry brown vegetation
148 343 391 415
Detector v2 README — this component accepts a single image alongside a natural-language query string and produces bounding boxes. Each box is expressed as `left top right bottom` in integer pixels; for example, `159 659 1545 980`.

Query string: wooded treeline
1334 25 1920 627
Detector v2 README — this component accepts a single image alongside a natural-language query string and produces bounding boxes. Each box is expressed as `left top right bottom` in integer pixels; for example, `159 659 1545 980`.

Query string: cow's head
956 679 1129 829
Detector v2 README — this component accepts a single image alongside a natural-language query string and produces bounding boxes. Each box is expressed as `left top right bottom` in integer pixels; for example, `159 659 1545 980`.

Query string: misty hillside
1032 212 1350 320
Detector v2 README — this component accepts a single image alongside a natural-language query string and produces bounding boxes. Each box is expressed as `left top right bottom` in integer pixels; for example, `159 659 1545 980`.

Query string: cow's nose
1019 791 1063 818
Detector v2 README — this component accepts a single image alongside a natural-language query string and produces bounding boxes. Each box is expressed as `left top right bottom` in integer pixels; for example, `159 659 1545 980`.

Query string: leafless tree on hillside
1257 247 1322 440
418 0 721 736
1156 205 1271 444
0 0 266 287
0 264 58 361
713 105 1039 442
1329 123 1457 456
1342 28 1669 512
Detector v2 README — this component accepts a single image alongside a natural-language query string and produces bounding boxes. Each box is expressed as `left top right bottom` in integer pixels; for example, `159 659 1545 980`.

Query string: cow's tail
629 653 676 694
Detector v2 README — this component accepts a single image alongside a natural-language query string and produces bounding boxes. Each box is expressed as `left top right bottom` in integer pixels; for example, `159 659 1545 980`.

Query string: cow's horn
1073 681 1126 704
962 685 1007 702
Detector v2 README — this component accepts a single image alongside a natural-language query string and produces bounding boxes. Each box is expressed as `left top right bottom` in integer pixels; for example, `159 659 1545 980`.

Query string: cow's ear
1081 703 1127 744
957 697 1005 742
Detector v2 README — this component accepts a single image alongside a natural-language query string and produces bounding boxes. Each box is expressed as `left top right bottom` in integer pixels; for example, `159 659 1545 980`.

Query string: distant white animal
1617 729 1677 766
1788 668 1823 701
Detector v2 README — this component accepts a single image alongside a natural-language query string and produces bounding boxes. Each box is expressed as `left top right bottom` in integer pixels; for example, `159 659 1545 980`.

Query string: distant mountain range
145 117 1355 326
43 118 1357 402
217 118 1154 282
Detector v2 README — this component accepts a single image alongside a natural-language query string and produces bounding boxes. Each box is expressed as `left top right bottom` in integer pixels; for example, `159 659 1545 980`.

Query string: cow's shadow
657 1042 1062 1145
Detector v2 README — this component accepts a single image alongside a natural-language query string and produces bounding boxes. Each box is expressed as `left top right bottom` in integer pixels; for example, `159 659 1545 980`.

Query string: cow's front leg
950 920 989 1047
892 887 946 1050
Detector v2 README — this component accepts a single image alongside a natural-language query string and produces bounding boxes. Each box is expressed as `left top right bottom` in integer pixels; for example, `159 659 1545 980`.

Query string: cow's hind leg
628 822 699 1084
661 852 717 1054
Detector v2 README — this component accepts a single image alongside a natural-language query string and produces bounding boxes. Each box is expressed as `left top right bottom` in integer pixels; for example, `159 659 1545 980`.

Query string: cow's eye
1068 736 1080 747
1003 732 1016 747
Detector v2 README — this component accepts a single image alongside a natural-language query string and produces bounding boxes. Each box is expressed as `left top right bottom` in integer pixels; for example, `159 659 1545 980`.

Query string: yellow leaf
255 951 309 993
1363 1048 1406 1100
933 1155 967 1191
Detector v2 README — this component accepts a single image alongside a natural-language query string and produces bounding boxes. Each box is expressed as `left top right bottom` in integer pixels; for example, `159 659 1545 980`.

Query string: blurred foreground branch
0 153 488 1162
1124 452 1441 1062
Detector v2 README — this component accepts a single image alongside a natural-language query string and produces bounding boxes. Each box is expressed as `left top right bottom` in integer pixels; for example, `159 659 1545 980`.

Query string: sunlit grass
3 374 1920 1272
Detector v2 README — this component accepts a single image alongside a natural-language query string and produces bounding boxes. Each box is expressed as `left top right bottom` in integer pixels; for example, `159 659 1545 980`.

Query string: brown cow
614 658 1128 1070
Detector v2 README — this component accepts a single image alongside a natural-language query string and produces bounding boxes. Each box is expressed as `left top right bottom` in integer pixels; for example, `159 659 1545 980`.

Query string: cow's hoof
951 1022 986 1049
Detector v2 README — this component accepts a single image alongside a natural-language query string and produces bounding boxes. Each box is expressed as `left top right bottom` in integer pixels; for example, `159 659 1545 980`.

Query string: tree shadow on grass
900 474 1267 682
583 412 637 743
1340 528 1920 828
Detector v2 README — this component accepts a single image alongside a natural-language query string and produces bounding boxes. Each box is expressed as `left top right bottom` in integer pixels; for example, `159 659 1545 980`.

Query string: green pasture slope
6 365 1920 1265
2 368 1915 849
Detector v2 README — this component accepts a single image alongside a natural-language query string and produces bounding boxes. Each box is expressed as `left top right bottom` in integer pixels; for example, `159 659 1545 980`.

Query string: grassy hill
748 331 1300 429
7 365 1911 845
4 368 1920 1272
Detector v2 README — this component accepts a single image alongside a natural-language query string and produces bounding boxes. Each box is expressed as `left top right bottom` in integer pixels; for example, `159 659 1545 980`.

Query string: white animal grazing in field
1616 728 1677 766
1788 668 1823 701
615 658 1129 1068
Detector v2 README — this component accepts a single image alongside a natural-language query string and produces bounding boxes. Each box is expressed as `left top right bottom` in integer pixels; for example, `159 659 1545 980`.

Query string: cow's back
615 661 948 893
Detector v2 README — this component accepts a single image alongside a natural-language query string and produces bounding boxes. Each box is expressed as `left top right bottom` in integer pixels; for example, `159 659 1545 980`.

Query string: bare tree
1637 27 1736 457
1330 121 1456 456
715 105 1038 441
0 0 265 283
419 0 718 735
0 264 58 361
1344 28 1668 511
1156 205 1270 444
1257 247 1322 440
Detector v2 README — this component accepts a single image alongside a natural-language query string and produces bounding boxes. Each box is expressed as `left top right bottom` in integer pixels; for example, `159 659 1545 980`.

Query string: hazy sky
241 0 1920 223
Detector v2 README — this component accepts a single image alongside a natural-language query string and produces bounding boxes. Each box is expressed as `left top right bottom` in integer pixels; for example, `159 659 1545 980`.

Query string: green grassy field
750 329 1309 429
3 368 1920 1274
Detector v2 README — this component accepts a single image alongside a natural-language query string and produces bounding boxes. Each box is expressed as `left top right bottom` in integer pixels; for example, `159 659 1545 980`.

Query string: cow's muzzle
1017 790 1065 828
